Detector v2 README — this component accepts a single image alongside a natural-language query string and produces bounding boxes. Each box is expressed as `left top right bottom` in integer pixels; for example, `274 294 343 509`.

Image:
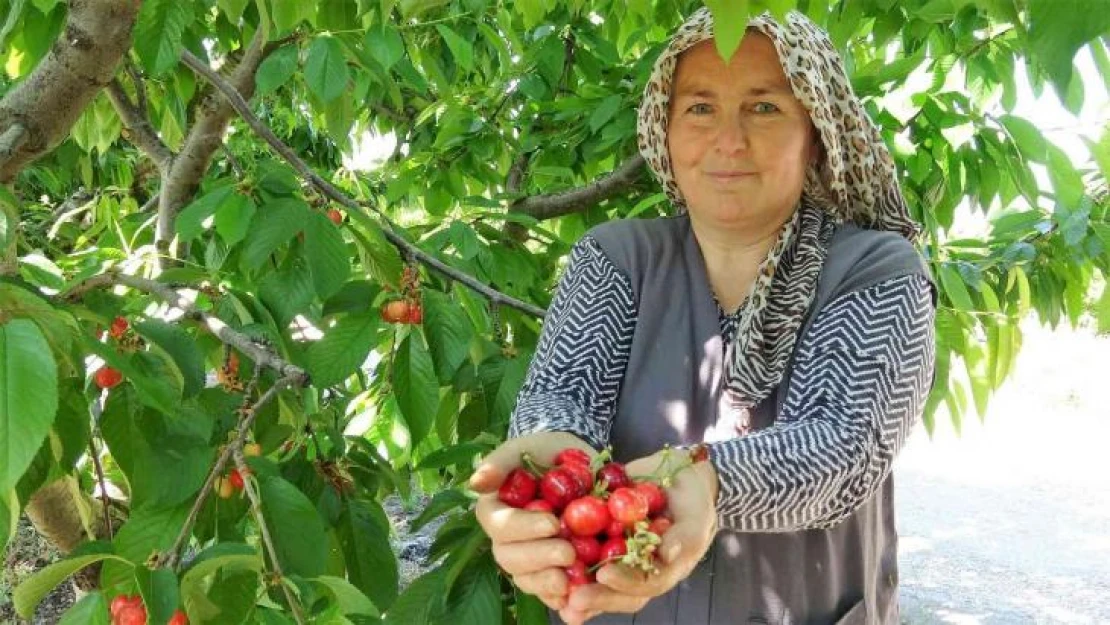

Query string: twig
124 60 148 117
87 438 113 540
510 154 646 221
222 143 244 178
232 445 306 624
160 372 293 570
179 50 547 318
62 272 310 384
105 78 173 170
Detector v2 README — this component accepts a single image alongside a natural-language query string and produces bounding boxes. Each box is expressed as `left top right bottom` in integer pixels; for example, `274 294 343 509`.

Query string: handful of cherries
497 445 707 590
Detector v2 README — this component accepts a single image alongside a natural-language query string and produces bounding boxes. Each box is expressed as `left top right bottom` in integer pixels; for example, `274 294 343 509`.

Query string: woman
470 8 936 624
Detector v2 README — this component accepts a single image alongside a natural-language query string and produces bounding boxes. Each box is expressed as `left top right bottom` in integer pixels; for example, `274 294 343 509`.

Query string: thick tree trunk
23 477 112 590
0 0 141 183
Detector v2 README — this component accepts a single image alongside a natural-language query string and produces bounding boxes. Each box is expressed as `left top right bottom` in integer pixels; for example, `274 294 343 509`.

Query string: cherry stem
520 452 548 477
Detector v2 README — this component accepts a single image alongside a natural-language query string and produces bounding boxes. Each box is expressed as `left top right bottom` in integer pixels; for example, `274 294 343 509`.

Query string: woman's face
667 34 818 231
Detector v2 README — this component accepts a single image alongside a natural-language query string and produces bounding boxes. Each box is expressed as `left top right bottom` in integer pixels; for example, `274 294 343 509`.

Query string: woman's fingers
476 493 560 543
513 567 570 598
469 432 595 493
493 538 576 575
566 583 648 615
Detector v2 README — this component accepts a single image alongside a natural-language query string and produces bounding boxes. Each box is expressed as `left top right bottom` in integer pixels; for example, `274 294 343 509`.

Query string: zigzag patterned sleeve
507 236 637 450
709 274 936 532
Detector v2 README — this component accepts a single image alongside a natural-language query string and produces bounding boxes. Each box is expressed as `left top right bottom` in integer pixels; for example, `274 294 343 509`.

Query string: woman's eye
753 102 780 114
687 103 713 115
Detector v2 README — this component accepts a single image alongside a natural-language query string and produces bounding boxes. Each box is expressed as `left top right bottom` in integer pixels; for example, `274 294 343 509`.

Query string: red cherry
406 304 423 324
569 535 602 566
565 559 592 588
327 209 343 225
498 468 538 508
560 460 594 491
168 609 188 625
635 481 668 517
228 468 245 491
110 595 137 618
597 463 631 491
605 519 625 539
558 515 572 539
523 499 554 513
608 487 649 526
648 517 673 537
380 300 410 324
540 467 585 511
599 536 628 563
94 366 123 390
554 448 591 467
109 316 129 340
115 602 147 625
562 496 611 537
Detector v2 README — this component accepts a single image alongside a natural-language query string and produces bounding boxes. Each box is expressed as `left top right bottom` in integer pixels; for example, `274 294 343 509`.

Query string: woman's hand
470 432 598 612
558 448 719 625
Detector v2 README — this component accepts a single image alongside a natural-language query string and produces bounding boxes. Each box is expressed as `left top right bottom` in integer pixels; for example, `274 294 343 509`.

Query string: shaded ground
896 320 1110 624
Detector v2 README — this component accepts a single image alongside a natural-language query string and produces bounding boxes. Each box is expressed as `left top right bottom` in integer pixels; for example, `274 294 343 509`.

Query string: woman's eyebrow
673 84 792 98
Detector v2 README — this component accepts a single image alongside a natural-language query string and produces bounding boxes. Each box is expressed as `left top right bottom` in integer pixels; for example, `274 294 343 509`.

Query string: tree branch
511 154 646 222
180 50 548 318
0 0 141 183
105 79 173 170
157 26 269 256
62 271 310 384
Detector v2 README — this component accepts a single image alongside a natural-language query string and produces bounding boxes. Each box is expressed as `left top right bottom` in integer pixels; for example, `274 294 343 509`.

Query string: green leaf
101 506 189 589
0 319 58 494
58 592 110 625
214 192 258 247
706 0 750 62
177 186 235 242
306 35 350 104
322 280 379 317
516 0 546 29
180 543 263 622
417 441 489 471
383 568 447 625
939 265 975 310
365 25 405 71
998 115 1046 163
135 566 179 625
915 0 956 22
133 0 194 75
258 473 328 577
134 320 206 398
242 198 310 269
588 95 622 133
436 25 474 72
493 353 531 426
423 290 473 383
1 488 17 556
305 212 352 301
1083 125 1110 183
1096 281 1110 335
394 333 440 447
410 489 471 532
256 44 300 94
0 185 16 254
434 559 501 625
217 0 249 22
352 223 404 288
270 0 315 33
338 498 398 612
1045 143 1086 207
1026 0 1110 94
513 589 549 625
17 546 130 618
312 576 380 617
306 314 380 387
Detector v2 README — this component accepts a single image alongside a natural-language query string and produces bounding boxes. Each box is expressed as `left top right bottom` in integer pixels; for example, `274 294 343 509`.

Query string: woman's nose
714 119 749 154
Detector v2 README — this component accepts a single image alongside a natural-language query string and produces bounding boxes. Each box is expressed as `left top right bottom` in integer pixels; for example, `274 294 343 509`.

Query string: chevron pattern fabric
508 237 635 450
711 273 935 531
510 236 935 532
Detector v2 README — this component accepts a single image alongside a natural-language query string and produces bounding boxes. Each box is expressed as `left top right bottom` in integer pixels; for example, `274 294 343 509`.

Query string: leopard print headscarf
637 9 922 422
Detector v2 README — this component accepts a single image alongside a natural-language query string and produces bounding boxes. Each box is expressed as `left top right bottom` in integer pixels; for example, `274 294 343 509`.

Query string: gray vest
556 215 933 625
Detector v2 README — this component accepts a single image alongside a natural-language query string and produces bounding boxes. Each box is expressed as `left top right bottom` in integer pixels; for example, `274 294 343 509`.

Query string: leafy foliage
0 0 1107 622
